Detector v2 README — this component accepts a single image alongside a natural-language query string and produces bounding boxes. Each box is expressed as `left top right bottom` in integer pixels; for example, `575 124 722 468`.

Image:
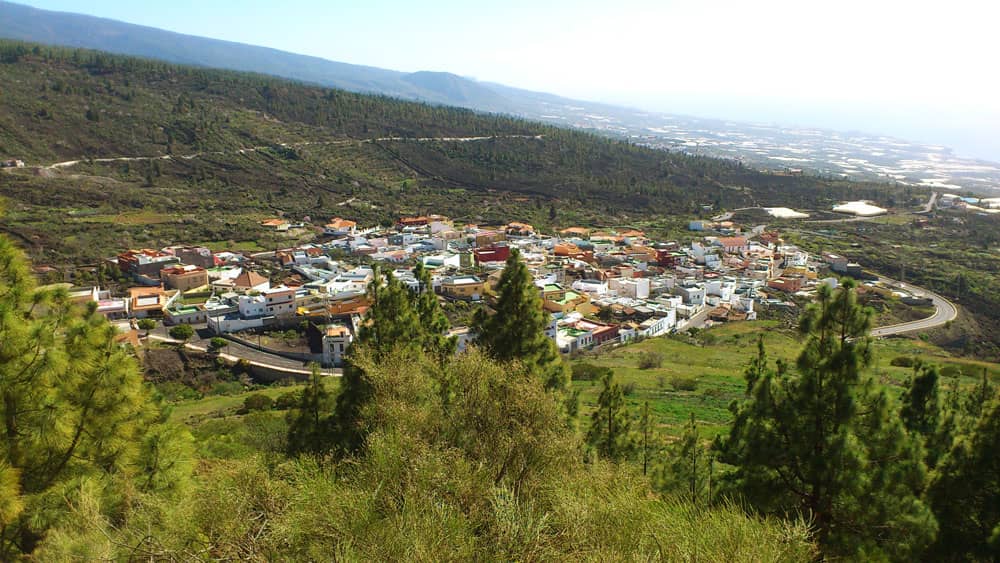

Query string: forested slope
0 40 908 264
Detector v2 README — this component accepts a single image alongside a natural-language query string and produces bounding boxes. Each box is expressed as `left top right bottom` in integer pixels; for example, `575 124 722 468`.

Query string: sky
18 0 1000 160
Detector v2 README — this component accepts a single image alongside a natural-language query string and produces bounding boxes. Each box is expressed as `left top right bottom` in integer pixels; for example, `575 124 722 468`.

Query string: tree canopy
715 280 937 560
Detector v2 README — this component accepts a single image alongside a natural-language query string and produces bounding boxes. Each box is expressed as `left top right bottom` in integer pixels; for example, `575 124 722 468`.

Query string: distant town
60 211 943 373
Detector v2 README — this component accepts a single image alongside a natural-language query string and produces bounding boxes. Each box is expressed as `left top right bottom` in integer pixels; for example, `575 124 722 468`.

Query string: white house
609 277 650 299
322 324 353 366
571 279 609 296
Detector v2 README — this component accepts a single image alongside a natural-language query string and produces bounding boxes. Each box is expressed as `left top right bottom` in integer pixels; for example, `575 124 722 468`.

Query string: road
147 328 340 377
38 134 545 170
870 277 958 337
918 192 939 214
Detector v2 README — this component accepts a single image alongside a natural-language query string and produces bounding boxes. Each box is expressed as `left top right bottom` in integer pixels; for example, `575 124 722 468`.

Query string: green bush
242 393 273 412
168 323 195 341
571 362 612 381
155 381 201 402
940 365 963 378
890 356 916 368
638 351 664 370
209 337 228 352
669 376 698 392
208 381 244 396
273 391 301 410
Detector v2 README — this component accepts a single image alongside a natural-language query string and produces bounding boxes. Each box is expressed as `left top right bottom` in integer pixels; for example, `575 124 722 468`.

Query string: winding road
870 277 958 337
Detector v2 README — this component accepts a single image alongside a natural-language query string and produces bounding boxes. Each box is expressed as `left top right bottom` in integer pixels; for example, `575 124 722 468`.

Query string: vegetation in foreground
5 238 1000 559
0 236 813 560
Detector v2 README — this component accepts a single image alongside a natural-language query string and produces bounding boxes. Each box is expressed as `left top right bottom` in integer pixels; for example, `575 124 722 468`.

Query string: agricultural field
571 321 1000 440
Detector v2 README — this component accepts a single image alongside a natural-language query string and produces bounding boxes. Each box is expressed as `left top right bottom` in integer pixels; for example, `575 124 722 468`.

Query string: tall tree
413 262 455 358
654 413 709 504
961 368 996 428
926 398 1000 561
0 235 190 557
473 249 567 390
715 280 936 561
332 268 423 454
900 362 946 467
585 371 634 461
286 365 335 457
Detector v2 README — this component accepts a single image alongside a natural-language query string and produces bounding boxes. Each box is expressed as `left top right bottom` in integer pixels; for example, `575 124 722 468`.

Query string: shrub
242 393 274 412
208 381 244 396
137 318 156 333
572 362 612 381
168 323 195 341
890 356 916 368
209 337 228 352
940 365 963 379
669 376 698 392
273 390 301 410
637 351 664 370
622 381 637 396
155 381 201 402
701 386 724 399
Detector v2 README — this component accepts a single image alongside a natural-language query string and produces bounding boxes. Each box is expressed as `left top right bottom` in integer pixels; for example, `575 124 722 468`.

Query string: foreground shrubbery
35 350 814 561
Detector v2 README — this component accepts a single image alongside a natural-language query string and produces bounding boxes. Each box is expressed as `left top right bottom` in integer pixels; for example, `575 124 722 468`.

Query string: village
66 213 927 370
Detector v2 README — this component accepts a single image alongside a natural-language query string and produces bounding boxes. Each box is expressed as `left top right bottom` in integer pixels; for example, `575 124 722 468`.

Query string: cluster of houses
69 214 890 367
938 193 1000 215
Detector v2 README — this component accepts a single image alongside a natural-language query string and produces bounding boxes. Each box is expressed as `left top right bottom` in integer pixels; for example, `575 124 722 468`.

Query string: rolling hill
0 40 911 269
4 0 1000 197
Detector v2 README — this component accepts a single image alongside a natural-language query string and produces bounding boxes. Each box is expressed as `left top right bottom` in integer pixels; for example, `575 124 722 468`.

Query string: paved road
918 192 939 214
870 277 958 337
147 328 340 377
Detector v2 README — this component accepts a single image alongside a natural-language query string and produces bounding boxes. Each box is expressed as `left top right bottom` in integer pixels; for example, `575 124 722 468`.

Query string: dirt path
40 134 544 170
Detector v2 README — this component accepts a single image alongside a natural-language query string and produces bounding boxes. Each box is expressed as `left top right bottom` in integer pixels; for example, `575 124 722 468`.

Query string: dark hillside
0 40 903 266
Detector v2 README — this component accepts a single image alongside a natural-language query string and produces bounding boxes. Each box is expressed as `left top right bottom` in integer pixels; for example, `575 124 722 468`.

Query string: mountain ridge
0 0 525 111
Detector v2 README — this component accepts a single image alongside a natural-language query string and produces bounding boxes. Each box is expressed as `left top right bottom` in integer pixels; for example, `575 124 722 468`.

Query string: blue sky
16 0 1000 160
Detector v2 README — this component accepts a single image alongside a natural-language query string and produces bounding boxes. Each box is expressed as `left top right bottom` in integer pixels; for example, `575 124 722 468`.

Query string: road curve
870 277 958 337
147 334 341 377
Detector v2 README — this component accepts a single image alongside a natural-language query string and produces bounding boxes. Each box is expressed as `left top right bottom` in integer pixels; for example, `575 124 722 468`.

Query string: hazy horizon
14 0 1000 161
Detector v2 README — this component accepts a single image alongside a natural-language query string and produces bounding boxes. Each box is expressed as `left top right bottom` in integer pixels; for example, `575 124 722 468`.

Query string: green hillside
0 40 907 265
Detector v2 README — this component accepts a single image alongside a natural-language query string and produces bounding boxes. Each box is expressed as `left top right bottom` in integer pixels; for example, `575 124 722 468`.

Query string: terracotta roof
326 218 356 229
717 236 748 248
233 270 268 289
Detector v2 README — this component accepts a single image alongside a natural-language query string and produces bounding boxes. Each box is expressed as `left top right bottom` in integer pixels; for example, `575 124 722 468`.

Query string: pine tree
715 280 936 560
961 368 996 428
286 365 335 457
926 397 1000 561
332 268 423 454
473 249 567 390
0 235 190 557
413 261 455 358
900 362 945 466
654 413 709 504
585 371 635 460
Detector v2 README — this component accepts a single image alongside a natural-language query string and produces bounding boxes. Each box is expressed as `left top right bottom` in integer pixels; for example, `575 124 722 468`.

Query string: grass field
168 382 313 424
571 321 1000 440
163 321 999 448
